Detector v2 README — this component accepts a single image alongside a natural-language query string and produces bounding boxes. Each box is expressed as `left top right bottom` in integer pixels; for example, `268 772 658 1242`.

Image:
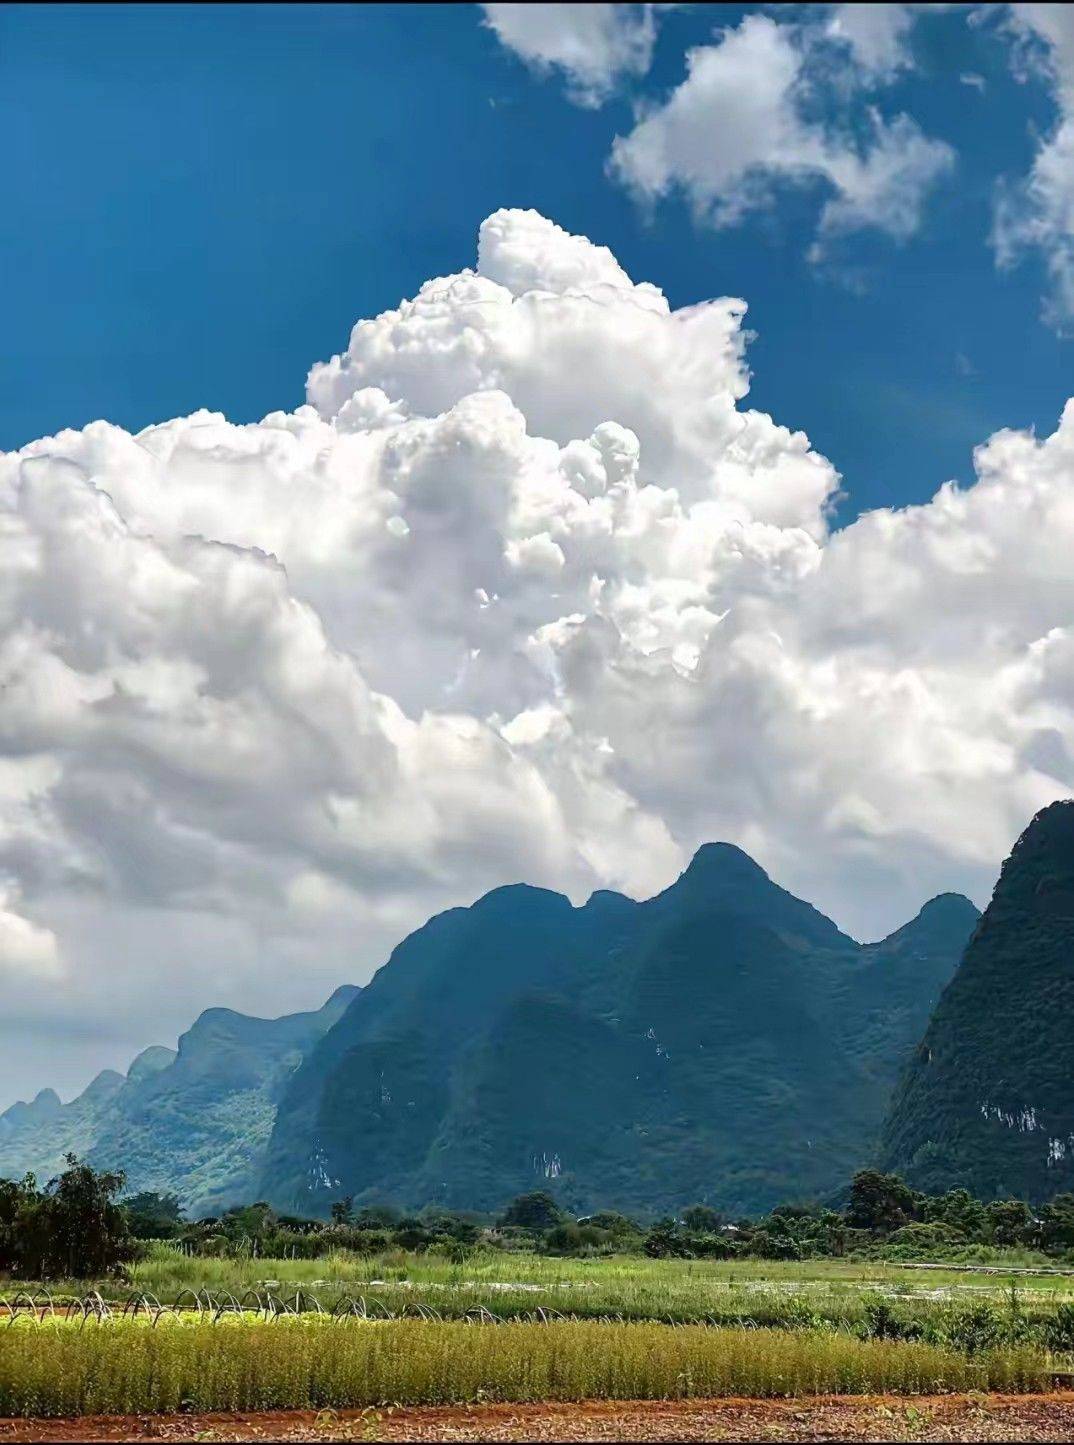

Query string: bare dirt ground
6 1394 1074 1443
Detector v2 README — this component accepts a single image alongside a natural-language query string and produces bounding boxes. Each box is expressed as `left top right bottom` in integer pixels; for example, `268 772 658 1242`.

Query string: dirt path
6 1394 1074 1442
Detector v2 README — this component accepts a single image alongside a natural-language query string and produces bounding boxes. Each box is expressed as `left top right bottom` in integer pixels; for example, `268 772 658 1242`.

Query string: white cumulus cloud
609 12 953 252
481 3 660 107
4 208 1074 1103
992 4 1074 329
825 4 919 81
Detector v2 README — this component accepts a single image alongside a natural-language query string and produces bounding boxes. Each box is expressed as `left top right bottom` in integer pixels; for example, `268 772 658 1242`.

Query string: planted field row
6 1277 1074 1355
0 1317 1057 1418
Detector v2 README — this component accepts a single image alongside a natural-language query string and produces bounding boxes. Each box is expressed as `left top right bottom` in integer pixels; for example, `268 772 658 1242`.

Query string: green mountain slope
881 800 1074 1202
0 987 358 1213
0 1056 169 1186
262 845 976 1217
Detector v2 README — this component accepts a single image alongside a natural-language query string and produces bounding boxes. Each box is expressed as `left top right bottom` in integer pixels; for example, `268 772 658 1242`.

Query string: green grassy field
98 1242 1074 1304
0 1315 1054 1417
7 1246 1074 1343
5 1248 1074 1418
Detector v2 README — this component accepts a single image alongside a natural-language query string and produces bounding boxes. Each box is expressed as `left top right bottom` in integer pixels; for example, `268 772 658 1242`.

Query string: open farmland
0 1315 1056 1418
2 1249 1074 1439
9 1245 1074 1339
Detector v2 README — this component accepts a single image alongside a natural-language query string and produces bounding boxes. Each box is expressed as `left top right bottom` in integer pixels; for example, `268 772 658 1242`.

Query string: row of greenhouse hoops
0 1287 576 1327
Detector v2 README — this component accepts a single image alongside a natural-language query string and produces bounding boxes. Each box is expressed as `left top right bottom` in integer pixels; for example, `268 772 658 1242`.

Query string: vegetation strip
0 1317 1054 1418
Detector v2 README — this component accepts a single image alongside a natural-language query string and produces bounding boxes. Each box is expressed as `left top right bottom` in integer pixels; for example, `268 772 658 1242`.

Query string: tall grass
0 1317 1053 1417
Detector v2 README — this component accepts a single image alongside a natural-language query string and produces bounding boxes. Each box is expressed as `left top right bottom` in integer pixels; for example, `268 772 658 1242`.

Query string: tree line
5 1160 1074 1279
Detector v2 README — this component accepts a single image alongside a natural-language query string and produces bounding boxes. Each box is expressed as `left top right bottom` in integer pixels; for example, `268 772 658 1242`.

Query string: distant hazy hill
0 986 358 1214
882 800 1074 1202
261 844 976 1218
0 1066 138 1184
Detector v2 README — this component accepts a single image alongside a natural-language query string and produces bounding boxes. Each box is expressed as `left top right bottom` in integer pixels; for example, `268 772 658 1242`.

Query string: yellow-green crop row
0 1315 1054 1418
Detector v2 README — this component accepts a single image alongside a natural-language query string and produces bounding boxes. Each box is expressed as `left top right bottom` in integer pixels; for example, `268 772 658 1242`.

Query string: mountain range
0 986 357 1215
260 844 977 1217
0 840 985 1218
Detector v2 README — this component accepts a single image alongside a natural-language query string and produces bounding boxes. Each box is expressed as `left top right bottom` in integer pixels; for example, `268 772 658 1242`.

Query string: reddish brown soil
6 1394 1074 1442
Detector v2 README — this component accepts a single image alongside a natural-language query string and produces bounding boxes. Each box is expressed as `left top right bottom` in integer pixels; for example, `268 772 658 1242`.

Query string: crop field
3 1250 1074 1426
8 1245 1074 1337
0 1315 1056 1418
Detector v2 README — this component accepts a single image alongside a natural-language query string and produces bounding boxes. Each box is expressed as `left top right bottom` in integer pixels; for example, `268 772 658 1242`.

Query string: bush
942 1302 1020 1355
883 1222 966 1258
644 1221 694 1258
743 1230 801 1260
543 1222 608 1255
860 1298 923 1342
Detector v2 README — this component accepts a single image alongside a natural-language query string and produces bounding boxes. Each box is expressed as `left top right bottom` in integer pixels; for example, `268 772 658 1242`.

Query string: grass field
17 1243 1074 1295
11 1244 1073 1336
4 1249 1074 1420
0 1316 1055 1417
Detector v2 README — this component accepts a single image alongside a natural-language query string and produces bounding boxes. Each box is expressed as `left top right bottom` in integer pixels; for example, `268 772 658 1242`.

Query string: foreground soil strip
6 1393 1074 1443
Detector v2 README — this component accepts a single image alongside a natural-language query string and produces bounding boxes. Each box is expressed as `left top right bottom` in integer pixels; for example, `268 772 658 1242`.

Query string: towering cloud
2 209 1073 1099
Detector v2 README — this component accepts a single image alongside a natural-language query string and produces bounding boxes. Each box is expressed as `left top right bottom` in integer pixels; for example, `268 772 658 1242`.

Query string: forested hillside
262 845 976 1217
883 800 1074 1202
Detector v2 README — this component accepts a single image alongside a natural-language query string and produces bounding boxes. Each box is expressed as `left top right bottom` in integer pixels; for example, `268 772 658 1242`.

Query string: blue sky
3 2 1071 517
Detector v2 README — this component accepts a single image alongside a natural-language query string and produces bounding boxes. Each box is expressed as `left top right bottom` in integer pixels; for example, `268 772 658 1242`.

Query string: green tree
393 1217 433 1250
682 1204 723 1233
845 1170 918 1232
123 1190 184 1240
984 1198 1035 1247
925 1187 985 1238
0 1174 39 1274
8 1156 135 1279
1040 1193 1074 1250
578 1210 641 1238
421 1210 480 1244
353 1204 400 1229
500 1190 564 1231
220 1201 276 1241
330 1195 355 1226
743 1229 802 1260
544 1221 605 1253
643 1218 692 1258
